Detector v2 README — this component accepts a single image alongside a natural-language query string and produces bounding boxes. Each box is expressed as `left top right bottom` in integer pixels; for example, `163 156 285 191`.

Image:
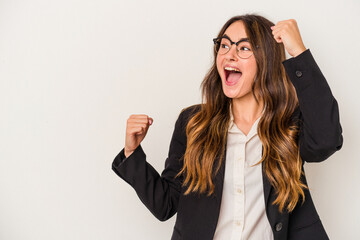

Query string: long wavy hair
175 14 308 213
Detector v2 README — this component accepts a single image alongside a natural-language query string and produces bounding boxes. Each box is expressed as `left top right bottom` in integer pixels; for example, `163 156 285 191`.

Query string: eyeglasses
213 35 257 59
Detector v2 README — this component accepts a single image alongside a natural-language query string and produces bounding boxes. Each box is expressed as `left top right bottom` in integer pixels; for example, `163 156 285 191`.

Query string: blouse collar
228 104 265 139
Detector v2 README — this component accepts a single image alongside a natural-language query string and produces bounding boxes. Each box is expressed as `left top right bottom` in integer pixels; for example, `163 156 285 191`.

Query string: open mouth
224 67 242 84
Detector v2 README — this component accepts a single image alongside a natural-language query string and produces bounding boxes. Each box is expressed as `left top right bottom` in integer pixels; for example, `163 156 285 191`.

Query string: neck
231 94 264 123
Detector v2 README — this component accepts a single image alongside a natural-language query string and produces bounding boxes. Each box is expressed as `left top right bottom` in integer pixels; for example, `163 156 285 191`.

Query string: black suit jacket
112 49 343 240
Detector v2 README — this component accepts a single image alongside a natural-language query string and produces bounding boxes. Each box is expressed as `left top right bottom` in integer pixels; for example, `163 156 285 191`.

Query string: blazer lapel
261 146 272 208
206 144 227 239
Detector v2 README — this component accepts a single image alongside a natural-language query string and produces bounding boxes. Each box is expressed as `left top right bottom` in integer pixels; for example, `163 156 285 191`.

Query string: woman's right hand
124 114 153 158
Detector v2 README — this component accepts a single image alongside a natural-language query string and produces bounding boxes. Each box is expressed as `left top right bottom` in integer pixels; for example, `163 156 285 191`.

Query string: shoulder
172 104 202 134
170 104 202 141
178 104 202 122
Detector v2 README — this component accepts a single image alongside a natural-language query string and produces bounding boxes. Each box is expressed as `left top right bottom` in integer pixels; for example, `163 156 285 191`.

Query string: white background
1 0 359 239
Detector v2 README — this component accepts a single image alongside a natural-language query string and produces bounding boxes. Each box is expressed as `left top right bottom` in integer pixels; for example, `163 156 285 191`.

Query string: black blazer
112 49 343 240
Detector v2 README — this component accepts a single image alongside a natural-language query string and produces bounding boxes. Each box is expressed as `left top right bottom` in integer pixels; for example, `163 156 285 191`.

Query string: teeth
224 67 241 72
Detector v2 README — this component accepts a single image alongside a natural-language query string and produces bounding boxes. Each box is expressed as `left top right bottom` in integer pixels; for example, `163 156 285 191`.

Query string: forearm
283 49 343 162
111 107 191 221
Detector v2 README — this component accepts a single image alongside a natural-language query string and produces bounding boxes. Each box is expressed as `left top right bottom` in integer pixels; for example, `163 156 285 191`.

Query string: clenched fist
271 19 307 57
124 114 153 158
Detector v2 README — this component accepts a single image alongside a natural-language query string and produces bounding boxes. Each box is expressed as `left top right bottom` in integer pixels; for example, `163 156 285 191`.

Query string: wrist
292 46 307 58
124 148 134 158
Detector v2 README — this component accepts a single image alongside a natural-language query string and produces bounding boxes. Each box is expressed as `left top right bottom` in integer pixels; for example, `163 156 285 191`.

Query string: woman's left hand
271 19 307 57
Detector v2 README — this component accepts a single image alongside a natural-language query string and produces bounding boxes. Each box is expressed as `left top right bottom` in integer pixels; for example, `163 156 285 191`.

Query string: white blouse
213 107 274 240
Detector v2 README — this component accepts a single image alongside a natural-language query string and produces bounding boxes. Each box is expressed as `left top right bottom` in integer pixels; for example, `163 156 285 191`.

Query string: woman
112 14 343 240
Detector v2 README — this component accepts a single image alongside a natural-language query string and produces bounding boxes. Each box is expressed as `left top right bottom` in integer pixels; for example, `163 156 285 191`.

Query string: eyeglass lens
216 38 253 59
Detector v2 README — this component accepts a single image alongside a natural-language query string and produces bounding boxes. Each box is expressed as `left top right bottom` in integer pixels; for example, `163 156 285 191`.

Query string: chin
222 89 238 99
224 93 239 99
223 87 251 100
221 83 238 99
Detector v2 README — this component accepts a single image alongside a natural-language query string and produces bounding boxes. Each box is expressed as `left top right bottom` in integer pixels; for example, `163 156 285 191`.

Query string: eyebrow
223 34 249 43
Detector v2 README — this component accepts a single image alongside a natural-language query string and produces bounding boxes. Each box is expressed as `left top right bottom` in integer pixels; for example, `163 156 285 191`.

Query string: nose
224 44 238 61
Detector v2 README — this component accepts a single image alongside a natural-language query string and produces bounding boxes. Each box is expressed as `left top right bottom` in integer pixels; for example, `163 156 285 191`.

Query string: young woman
112 14 343 240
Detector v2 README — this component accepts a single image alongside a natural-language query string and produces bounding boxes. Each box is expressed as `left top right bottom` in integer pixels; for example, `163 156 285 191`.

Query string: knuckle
137 115 147 121
127 119 134 125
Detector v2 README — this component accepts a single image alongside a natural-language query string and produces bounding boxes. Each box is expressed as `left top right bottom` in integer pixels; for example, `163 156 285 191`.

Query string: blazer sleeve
111 106 193 221
282 49 343 162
